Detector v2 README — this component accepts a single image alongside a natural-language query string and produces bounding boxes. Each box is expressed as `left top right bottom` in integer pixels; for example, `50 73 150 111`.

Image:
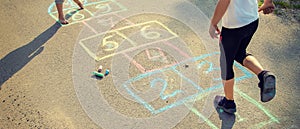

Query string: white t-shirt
222 0 259 28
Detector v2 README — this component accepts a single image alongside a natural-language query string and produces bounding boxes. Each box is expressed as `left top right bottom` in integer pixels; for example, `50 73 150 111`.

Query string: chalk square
49 8 93 26
84 14 133 34
116 21 178 46
123 53 255 114
84 0 127 17
123 68 202 114
79 31 128 60
48 0 127 26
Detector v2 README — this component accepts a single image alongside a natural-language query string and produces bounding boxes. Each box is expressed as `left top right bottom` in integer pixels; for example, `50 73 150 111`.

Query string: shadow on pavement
0 10 79 88
0 22 61 87
214 96 236 129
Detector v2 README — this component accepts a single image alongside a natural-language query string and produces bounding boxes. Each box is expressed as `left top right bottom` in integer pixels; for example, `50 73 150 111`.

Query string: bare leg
243 55 276 102
56 3 68 24
223 78 235 100
243 55 264 75
73 0 84 9
222 56 264 100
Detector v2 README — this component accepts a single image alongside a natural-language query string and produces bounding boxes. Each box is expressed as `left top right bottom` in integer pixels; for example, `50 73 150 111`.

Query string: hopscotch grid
49 0 113 14
61 0 279 126
187 62 278 128
79 20 179 61
122 53 223 114
79 20 177 42
122 53 278 125
121 41 205 112
48 0 127 26
78 34 177 61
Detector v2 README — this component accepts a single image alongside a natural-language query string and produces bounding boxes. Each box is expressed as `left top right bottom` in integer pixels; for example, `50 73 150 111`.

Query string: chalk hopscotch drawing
62 0 280 128
79 20 178 62
48 0 127 26
80 20 279 128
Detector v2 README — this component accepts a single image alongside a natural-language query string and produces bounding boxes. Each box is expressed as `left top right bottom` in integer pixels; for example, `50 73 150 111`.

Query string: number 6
141 25 161 39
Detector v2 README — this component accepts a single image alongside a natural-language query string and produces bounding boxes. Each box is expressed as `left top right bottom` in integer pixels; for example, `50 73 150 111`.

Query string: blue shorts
55 0 65 4
219 19 259 80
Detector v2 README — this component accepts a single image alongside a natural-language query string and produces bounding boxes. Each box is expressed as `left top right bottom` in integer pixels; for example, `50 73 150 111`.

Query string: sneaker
258 71 276 102
215 95 236 114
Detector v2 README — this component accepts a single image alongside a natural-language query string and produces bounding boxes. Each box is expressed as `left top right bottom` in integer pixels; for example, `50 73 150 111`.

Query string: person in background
55 0 84 24
209 0 276 114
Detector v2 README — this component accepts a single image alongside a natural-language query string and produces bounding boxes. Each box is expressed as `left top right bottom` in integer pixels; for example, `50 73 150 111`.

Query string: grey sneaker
259 71 276 102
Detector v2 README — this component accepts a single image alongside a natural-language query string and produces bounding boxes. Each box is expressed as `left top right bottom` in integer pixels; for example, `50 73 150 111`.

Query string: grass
258 0 300 9
274 1 291 8
258 0 264 7
292 4 300 9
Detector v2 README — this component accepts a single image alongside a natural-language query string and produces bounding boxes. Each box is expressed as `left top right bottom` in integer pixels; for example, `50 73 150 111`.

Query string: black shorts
219 19 259 80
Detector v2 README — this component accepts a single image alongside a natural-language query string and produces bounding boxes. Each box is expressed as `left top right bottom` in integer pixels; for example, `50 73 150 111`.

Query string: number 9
95 4 112 14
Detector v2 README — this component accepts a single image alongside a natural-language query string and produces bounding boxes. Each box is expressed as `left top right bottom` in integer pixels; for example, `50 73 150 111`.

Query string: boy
209 0 276 114
55 0 84 24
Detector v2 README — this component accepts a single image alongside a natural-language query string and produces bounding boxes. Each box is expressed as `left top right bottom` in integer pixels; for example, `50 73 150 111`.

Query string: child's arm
259 0 275 14
209 0 231 39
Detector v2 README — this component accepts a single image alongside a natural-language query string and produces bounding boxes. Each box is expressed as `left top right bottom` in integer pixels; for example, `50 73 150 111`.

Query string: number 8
66 10 85 21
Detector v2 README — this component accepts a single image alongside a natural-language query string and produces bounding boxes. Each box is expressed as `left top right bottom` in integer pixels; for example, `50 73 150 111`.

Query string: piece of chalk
93 71 104 77
105 69 110 76
98 65 103 73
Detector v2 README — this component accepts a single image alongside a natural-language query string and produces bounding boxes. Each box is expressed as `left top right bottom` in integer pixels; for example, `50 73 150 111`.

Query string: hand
259 2 275 14
209 24 220 39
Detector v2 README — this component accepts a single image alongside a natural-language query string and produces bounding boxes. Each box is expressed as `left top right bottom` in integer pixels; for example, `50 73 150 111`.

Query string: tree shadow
0 10 78 88
214 96 236 129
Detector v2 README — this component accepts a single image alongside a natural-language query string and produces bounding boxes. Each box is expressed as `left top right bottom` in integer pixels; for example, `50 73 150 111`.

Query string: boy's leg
217 27 242 114
223 79 234 100
217 79 236 114
236 38 264 76
243 55 264 75
235 19 276 102
73 0 84 9
242 55 276 102
234 20 263 76
219 27 241 101
55 0 68 24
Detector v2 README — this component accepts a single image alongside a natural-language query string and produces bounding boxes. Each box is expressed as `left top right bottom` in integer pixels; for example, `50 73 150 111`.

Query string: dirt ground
0 0 299 129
